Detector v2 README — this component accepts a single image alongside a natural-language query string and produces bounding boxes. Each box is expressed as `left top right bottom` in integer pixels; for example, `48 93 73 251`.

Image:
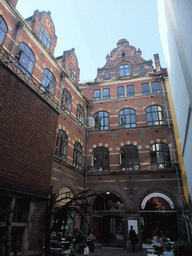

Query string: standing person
129 225 138 252
87 232 95 253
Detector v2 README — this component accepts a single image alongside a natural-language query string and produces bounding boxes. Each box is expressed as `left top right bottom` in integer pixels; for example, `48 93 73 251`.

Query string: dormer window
69 64 76 82
119 64 130 77
39 26 51 49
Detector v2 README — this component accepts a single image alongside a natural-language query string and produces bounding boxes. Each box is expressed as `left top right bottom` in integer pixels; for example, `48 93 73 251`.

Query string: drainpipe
160 75 191 241
9 20 23 60
84 102 91 191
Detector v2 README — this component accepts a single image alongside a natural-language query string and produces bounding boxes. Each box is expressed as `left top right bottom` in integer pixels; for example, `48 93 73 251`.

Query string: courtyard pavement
76 247 148 256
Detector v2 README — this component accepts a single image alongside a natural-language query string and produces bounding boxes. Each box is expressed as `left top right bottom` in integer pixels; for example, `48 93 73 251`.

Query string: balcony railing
0 45 59 109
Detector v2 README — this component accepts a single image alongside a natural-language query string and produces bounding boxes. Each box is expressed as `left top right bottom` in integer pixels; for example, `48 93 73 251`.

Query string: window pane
103 89 110 100
117 87 124 98
142 83 150 94
127 85 134 97
152 82 160 94
94 90 100 100
39 26 51 49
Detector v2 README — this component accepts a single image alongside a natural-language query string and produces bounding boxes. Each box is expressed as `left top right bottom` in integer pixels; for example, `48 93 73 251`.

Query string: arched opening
140 193 179 242
92 192 125 247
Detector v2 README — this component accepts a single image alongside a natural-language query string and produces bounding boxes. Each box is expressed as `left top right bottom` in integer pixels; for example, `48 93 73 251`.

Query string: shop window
150 143 171 169
92 147 109 172
103 88 110 100
94 111 109 130
61 89 72 114
73 142 82 170
119 64 130 77
55 129 68 162
94 90 101 101
146 105 164 126
39 26 51 49
120 145 139 170
152 82 160 94
119 108 136 128
117 86 124 98
76 104 85 126
15 43 35 77
127 85 134 97
41 69 56 99
0 16 8 45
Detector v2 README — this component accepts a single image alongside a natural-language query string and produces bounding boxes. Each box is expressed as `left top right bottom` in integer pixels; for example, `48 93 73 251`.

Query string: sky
16 0 165 82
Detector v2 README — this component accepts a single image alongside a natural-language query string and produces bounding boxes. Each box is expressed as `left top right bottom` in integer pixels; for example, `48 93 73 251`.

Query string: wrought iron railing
0 45 59 109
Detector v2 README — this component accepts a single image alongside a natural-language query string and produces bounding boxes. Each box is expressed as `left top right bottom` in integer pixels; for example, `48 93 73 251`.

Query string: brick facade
0 0 188 255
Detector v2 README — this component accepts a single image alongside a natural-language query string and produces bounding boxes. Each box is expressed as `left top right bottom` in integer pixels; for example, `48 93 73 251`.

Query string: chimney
154 54 161 72
6 0 19 8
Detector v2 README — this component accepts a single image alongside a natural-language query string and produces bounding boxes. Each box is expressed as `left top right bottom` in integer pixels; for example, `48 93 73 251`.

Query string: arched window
94 111 109 130
150 143 171 169
41 69 56 99
76 104 85 126
0 16 8 45
120 145 139 170
55 130 68 162
140 66 145 73
92 147 109 172
119 108 136 128
39 26 51 49
15 43 35 77
61 89 72 113
119 64 130 77
146 105 164 126
104 72 110 79
73 142 82 170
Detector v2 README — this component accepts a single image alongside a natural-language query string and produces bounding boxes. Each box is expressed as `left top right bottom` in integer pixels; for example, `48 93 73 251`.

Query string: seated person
87 232 95 253
162 243 174 256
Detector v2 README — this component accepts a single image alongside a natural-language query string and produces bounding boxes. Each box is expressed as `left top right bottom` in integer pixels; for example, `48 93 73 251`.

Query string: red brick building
0 0 188 255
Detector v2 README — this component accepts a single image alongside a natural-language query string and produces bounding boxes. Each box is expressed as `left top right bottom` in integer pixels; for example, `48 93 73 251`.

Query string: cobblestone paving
76 247 148 256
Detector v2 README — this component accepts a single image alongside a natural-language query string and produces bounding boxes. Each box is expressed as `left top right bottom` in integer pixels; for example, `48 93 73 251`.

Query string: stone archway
91 191 126 247
140 192 179 241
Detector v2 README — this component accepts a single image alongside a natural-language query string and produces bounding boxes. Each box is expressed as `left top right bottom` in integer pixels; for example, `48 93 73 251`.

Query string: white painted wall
157 0 192 197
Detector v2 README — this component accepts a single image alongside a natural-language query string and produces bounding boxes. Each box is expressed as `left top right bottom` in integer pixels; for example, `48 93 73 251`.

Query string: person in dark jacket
129 225 138 252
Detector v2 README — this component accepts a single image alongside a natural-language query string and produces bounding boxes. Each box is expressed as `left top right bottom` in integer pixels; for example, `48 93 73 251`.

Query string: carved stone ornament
140 131 146 139
111 103 116 110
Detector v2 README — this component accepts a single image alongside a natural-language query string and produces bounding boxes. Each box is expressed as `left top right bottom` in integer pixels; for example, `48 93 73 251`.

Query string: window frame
0 16 8 45
119 64 130 77
61 88 72 114
152 82 160 94
94 89 101 101
73 142 82 170
94 111 109 131
69 64 76 82
103 88 110 100
92 147 110 172
150 143 171 169
15 43 35 77
120 145 140 171
55 129 68 162
146 105 165 126
140 66 145 73
104 72 110 79
142 83 150 95
76 104 85 126
127 85 134 97
117 86 125 98
119 108 136 128
41 69 56 99
39 26 51 49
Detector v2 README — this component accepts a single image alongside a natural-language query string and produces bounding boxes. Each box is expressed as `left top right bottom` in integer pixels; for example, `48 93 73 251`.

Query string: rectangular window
127 85 134 97
117 86 124 98
94 90 101 101
103 88 110 100
142 83 150 94
152 82 160 94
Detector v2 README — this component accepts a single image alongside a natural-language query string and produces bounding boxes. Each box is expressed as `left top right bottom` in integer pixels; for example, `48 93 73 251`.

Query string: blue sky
16 0 165 81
